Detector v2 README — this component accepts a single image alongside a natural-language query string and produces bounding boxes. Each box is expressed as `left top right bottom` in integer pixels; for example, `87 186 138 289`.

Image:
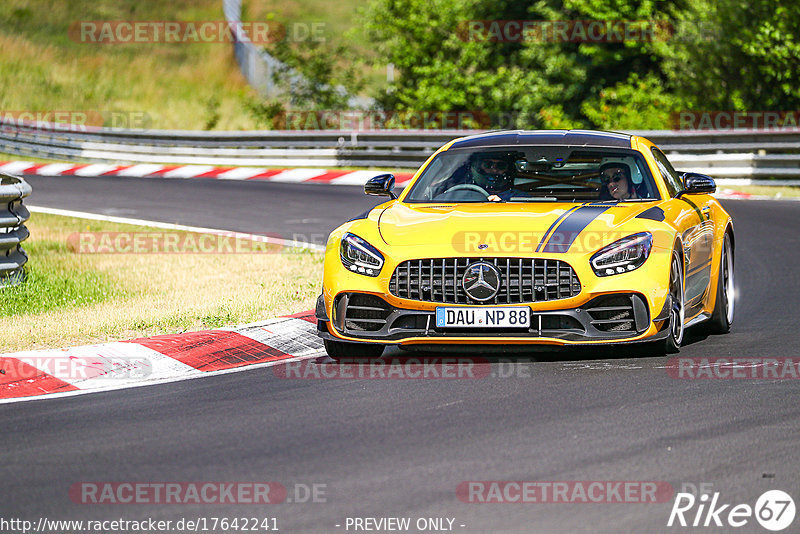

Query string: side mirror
677 172 716 198
364 174 397 199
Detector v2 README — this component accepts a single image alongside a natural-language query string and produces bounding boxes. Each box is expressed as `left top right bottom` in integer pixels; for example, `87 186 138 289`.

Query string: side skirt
685 312 711 329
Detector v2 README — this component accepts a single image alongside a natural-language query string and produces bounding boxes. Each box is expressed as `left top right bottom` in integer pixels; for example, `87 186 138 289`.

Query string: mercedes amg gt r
315 130 735 358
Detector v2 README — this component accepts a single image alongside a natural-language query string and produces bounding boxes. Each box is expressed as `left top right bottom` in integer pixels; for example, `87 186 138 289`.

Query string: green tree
581 73 682 129
521 0 680 125
655 0 800 111
361 0 800 129
362 0 535 125
363 0 686 128
269 40 365 110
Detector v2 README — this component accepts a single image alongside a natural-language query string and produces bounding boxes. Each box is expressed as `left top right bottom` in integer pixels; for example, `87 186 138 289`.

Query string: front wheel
324 338 385 361
706 232 734 334
661 249 685 354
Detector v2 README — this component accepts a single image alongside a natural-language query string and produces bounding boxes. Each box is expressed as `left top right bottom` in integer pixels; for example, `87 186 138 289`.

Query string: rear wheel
661 249 685 354
324 338 385 361
707 232 734 334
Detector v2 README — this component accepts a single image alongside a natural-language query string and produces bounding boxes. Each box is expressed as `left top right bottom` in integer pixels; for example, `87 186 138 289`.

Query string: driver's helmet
468 151 516 194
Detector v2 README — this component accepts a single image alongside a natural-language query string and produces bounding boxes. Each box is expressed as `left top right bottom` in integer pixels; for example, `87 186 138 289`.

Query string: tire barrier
0 173 31 287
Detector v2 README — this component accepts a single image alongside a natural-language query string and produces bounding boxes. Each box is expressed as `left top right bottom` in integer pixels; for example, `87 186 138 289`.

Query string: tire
661 248 685 354
706 232 734 334
324 338 385 361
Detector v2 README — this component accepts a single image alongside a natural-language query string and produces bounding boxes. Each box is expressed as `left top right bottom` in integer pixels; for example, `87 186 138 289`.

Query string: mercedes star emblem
462 262 502 302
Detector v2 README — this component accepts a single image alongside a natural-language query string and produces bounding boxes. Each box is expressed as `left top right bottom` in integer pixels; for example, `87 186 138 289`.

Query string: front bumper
317 292 671 346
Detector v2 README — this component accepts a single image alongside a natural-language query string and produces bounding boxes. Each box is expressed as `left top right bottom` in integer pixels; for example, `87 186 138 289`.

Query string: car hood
376 202 656 253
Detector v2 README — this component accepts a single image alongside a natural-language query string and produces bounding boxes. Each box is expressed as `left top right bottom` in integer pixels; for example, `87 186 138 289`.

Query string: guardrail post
0 173 31 287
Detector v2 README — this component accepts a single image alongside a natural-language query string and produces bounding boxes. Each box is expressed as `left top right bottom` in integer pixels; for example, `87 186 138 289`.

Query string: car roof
447 129 633 150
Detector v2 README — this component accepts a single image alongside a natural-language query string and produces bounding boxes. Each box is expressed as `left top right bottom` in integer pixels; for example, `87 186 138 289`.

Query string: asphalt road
22 175 383 246
3 175 800 533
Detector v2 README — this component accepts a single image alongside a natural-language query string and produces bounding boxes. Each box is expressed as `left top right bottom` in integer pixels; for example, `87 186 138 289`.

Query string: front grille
389 258 581 305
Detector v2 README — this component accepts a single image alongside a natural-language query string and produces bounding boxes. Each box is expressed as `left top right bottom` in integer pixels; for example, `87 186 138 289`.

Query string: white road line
27 206 325 251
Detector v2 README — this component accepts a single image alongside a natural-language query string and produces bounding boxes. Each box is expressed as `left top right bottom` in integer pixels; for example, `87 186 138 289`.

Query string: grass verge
0 212 323 353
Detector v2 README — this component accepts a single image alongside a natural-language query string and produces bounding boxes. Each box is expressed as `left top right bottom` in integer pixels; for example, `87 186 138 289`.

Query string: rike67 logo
668 490 795 531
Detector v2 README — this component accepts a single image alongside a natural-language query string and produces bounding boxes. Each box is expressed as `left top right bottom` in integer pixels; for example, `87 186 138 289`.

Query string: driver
468 151 524 201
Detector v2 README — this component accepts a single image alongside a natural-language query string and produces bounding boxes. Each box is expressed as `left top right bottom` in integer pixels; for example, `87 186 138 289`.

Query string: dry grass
0 0 375 130
0 213 323 353
0 0 261 130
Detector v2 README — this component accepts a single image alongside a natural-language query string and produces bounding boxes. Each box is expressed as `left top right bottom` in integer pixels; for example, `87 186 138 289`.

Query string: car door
651 148 713 309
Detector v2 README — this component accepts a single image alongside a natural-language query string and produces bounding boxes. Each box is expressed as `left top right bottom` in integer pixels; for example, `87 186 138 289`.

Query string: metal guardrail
0 173 31 287
222 0 355 105
222 0 287 97
2 120 800 177
0 123 445 168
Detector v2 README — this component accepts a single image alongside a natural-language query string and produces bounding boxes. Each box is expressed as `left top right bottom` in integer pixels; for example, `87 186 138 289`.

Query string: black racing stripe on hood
541 205 611 253
535 205 582 253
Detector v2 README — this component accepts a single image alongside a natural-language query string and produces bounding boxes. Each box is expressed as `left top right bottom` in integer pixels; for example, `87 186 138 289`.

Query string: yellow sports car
315 130 734 358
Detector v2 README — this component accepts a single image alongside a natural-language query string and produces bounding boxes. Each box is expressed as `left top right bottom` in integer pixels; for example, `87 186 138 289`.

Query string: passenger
599 162 639 201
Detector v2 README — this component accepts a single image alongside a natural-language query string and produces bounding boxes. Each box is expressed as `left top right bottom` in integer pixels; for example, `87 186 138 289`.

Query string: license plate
435 307 530 328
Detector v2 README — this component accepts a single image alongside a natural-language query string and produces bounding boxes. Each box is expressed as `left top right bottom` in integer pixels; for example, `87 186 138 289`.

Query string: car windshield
403 146 659 203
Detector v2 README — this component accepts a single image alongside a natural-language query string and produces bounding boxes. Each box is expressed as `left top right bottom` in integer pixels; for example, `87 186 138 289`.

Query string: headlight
340 233 384 276
590 232 652 277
